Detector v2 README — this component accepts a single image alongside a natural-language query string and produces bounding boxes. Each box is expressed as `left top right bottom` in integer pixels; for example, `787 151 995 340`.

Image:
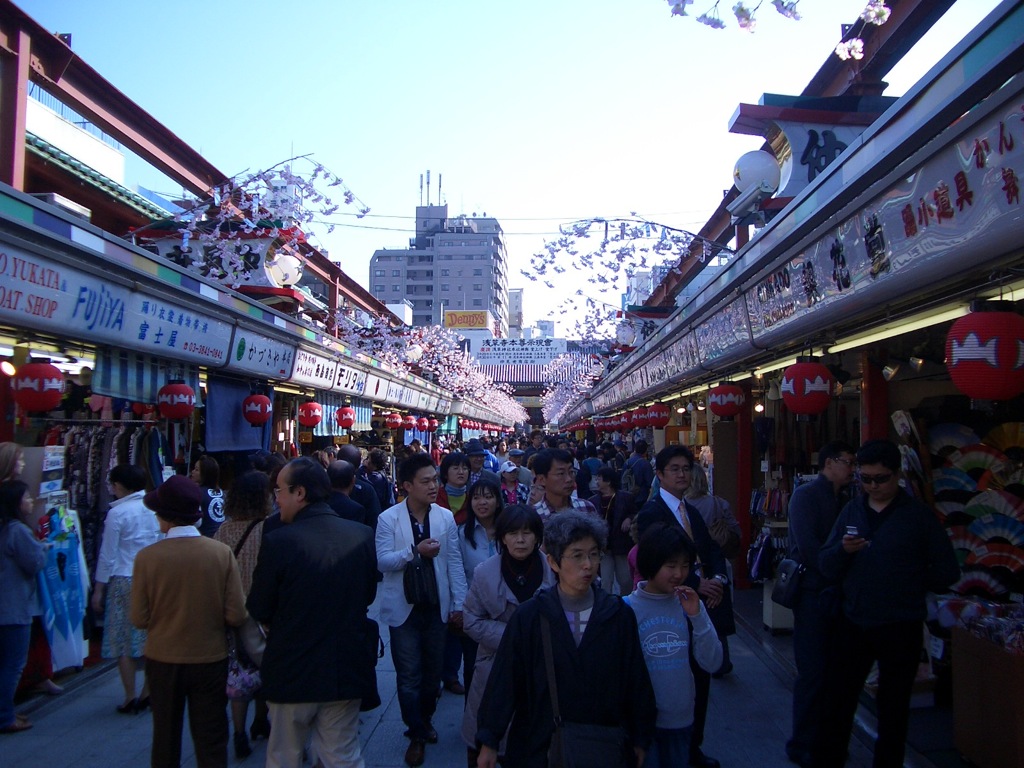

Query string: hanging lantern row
11 361 65 413
946 302 1024 401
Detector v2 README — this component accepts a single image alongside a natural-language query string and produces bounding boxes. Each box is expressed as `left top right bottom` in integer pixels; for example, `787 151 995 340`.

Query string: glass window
472 299 483 307
392 269 401 276
392 284 401 292
441 284 449 291
374 284 385 292
373 269 385 277
473 268 483 276
441 269 450 276
473 284 482 291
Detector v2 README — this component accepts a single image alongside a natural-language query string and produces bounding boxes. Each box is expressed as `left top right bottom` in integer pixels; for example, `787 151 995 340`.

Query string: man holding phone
815 439 959 768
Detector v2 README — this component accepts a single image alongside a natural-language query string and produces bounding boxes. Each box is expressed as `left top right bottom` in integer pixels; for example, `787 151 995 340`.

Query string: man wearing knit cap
130 474 247 768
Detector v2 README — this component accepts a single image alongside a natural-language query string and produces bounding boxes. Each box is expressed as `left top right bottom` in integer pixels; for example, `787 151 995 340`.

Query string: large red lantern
634 407 650 427
157 380 196 420
647 403 671 428
297 401 322 427
946 304 1024 401
780 359 835 416
427 417 439 432
12 361 64 412
417 417 429 431
242 394 273 426
403 414 417 430
384 412 402 430
708 384 745 418
336 406 356 429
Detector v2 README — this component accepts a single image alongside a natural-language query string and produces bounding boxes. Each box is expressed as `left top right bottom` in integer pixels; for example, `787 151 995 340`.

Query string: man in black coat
248 457 378 768
326 459 370 526
337 444 382 533
636 445 729 768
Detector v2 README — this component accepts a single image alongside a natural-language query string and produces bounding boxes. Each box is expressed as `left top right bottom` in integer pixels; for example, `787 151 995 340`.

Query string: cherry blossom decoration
542 354 605 426
524 216 732 345
835 1 890 61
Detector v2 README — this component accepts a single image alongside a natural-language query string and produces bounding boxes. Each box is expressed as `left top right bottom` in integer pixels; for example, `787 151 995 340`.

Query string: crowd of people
0 431 958 768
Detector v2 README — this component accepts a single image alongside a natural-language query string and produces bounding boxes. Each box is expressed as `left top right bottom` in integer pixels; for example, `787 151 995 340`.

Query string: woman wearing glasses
475 510 654 768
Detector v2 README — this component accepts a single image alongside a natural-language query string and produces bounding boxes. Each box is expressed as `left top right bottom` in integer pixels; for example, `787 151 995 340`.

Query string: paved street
6 590 887 768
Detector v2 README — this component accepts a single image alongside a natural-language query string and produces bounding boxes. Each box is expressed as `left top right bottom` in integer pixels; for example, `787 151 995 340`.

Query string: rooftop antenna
438 173 443 207
419 174 423 206
426 170 431 206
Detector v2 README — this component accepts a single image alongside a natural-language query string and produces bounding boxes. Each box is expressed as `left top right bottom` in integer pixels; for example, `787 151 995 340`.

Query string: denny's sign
444 310 491 329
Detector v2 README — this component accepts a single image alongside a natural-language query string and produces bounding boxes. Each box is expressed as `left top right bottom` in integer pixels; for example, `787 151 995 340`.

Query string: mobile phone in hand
846 525 859 537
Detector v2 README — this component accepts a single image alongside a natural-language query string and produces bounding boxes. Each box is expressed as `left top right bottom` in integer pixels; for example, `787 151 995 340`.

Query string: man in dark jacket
326 460 369 526
248 457 378 768
337 444 382 532
636 445 728 768
815 439 959 768
785 440 855 768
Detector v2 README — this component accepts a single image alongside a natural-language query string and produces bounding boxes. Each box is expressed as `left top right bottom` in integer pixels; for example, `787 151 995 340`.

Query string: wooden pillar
0 28 31 190
860 353 889 442
711 378 755 588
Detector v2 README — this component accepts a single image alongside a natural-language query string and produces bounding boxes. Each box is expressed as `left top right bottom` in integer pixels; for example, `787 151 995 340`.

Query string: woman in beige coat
461 505 555 766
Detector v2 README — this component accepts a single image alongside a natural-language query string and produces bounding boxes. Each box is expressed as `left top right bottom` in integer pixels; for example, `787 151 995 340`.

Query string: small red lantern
417 417 429 431
403 414 417 430
297 401 322 427
336 406 357 429
647 403 671 428
384 412 402 430
132 402 156 417
427 418 439 432
242 394 273 426
708 384 745 418
157 380 196 420
781 359 835 416
11 361 64 413
946 304 1024 401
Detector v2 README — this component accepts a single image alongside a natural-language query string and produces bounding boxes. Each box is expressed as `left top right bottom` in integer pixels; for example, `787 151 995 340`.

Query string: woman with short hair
436 452 472 525
588 466 636 596
189 455 224 537
476 510 655 767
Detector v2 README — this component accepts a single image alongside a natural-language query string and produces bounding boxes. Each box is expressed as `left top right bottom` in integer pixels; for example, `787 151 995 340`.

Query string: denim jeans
643 725 693 768
389 604 446 740
0 624 32 727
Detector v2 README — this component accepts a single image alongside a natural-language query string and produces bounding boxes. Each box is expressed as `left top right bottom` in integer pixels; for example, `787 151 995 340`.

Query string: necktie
678 503 702 566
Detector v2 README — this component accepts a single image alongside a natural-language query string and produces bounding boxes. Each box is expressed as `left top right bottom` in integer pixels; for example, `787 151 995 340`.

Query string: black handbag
403 552 439 606
540 615 628 768
771 558 804 609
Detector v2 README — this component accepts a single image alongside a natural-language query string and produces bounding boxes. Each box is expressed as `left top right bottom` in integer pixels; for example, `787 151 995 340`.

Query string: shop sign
291 348 337 389
225 327 295 378
475 337 567 364
333 362 367 396
399 385 416 408
747 91 1024 345
694 299 753 365
0 244 132 346
127 293 231 365
444 310 491 329
364 373 386 401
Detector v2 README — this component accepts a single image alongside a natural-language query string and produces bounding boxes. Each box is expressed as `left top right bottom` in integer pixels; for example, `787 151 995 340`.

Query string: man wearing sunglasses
814 439 959 768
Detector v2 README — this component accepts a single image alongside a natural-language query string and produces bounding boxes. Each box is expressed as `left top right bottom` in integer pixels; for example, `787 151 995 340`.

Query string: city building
369 204 509 333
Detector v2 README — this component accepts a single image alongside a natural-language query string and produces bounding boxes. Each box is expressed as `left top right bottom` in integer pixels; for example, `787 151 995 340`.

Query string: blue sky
15 0 1002 332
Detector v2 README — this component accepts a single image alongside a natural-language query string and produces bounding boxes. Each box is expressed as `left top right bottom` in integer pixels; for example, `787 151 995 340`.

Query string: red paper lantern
384 412 402 430
708 384 745 418
403 414 417 430
634 407 650 427
157 380 196 420
781 360 835 416
946 306 1024 401
132 402 156 417
297 401 322 427
11 361 64 412
647 403 671 428
417 417 429 431
426 418 439 432
242 394 273 426
336 406 357 429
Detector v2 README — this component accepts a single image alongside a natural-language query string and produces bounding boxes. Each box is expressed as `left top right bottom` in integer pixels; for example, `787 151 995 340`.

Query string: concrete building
369 204 509 333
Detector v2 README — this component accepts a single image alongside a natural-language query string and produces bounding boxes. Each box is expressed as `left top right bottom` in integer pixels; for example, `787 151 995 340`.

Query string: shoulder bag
403 551 440 606
771 558 804 609
541 614 628 768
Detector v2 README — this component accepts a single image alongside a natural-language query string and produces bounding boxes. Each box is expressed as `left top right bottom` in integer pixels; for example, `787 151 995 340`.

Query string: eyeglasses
663 463 692 474
563 550 602 565
858 472 893 486
273 485 295 496
833 457 853 466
